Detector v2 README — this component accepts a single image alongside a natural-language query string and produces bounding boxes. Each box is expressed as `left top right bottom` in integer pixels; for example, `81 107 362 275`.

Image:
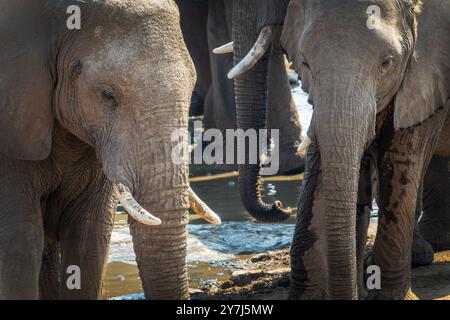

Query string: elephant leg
205 0 235 133
39 237 61 299
177 0 211 117
0 166 44 299
58 176 115 300
411 182 434 267
356 155 372 299
267 36 304 175
419 155 450 251
189 89 205 117
39 194 62 299
370 108 447 300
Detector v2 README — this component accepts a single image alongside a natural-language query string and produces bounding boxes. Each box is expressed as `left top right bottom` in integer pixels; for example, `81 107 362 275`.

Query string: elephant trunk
309 72 375 299
127 108 190 300
129 206 189 300
232 2 291 223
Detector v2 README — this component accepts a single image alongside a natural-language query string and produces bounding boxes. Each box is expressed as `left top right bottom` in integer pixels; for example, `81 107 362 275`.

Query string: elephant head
0 0 219 299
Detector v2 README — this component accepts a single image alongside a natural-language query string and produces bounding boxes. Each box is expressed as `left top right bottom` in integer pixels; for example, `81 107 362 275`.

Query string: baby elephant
0 0 219 300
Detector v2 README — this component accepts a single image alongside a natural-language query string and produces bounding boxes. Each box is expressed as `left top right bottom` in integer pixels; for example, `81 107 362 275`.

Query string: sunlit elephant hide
230 0 449 299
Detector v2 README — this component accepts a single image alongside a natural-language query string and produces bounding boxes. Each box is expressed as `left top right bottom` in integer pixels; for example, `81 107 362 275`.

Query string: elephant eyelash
381 55 395 68
101 89 119 110
101 90 115 101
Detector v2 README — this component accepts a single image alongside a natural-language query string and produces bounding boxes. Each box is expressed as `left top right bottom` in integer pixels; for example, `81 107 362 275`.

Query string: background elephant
176 0 305 175
231 0 449 299
412 155 450 266
420 156 450 251
0 0 214 300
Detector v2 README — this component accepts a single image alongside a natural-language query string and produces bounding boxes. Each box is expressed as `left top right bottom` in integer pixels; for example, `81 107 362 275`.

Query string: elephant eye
101 89 118 110
381 55 394 69
101 90 114 101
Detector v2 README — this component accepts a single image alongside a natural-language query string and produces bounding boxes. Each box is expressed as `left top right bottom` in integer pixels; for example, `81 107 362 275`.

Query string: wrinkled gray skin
234 0 450 299
232 0 306 222
279 0 450 299
177 0 305 175
0 0 195 299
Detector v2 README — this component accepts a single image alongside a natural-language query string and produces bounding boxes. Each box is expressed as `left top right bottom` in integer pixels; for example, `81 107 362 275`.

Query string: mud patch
191 249 450 300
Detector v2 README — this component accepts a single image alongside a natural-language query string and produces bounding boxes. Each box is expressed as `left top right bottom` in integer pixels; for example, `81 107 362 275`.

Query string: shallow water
104 84 314 299
104 176 302 299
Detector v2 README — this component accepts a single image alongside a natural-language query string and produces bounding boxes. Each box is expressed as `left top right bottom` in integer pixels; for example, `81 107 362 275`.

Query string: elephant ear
393 2 449 130
394 57 449 130
0 2 53 160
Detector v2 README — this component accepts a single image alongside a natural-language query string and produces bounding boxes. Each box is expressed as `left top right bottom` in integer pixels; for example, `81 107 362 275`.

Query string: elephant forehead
83 36 141 73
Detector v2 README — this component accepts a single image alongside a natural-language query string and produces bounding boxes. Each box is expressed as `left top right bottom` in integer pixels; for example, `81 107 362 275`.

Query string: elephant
0 0 220 300
229 0 449 299
176 0 305 175
411 155 450 267
418 156 450 252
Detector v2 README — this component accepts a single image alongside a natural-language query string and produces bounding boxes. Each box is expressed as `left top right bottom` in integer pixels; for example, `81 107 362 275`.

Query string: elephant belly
435 111 450 157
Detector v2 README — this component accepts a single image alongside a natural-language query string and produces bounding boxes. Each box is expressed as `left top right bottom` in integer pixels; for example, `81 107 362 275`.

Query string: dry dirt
190 249 450 300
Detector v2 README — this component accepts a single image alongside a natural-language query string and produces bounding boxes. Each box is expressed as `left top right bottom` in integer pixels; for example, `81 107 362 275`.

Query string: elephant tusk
189 187 222 225
213 41 234 54
298 137 313 156
115 184 162 226
228 25 274 79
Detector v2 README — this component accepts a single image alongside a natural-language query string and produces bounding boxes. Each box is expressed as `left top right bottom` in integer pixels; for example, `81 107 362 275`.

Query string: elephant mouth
115 183 221 226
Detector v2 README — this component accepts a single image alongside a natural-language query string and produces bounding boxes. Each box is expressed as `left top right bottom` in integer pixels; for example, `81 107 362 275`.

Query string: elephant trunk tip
245 199 292 223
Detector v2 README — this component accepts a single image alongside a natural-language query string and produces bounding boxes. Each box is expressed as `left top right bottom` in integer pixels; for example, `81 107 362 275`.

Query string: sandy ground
191 223 450 300
190 248 450 300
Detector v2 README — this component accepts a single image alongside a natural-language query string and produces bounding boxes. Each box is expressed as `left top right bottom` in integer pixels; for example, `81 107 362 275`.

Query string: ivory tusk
115 184 162 226
297 137 313 156
213 41 234 54
228 25 275 79
189 187 221 225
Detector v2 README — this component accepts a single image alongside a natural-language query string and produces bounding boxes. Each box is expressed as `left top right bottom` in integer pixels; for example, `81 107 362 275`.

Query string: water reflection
190 175 301 223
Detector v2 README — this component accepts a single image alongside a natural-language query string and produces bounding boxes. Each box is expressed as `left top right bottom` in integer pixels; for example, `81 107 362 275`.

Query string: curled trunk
232 1 291 222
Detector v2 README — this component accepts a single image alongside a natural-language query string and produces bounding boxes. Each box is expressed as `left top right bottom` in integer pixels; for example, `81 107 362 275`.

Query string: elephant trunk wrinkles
232 1 291 223
312 73 374 299
129 115 190 300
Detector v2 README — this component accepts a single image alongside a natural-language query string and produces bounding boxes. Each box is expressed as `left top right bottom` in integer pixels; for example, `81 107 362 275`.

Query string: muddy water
104 83 312 299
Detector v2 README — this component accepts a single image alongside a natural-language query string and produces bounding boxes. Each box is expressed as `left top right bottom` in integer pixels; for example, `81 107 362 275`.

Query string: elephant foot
365 253 418 300
404 288 419 300
421 229 450 252
367 287 418 300
278 149 305 175
411 231 434 267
